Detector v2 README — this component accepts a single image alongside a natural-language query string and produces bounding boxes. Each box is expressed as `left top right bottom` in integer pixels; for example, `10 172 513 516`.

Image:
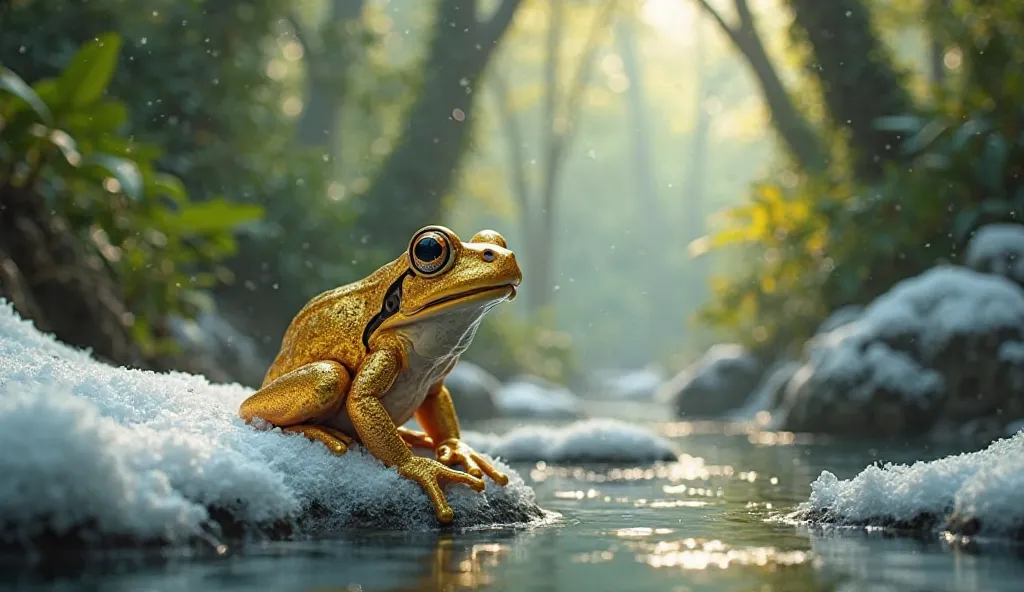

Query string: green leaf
979 134 1009 195
902 119 948 156
0 67 53 125
952 208 980 243
45 129 82 167
58 32 122 108
65 100 128 135
167 198 265 235
80 153 143 200
873 115 924 133
150 173 189 204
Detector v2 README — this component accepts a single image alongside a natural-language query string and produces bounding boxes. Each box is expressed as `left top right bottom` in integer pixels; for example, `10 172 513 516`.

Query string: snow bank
965 223 1024 283
494 376 583 419
0 303 547 548
780 266 1024 436
463 419 678 464
792 430 1024 540
657 344 763 418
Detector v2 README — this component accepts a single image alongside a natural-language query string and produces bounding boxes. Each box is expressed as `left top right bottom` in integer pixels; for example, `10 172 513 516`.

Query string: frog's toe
284 425 353 456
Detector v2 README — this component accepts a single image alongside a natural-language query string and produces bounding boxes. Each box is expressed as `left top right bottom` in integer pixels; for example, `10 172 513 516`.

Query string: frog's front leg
415 381 509 486
347 336 485 523
239 361 353 454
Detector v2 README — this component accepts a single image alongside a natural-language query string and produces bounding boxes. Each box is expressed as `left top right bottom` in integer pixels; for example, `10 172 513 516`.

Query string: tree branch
550 0 618 166
285 12 315 59
479 0 524 47
694 0 742 47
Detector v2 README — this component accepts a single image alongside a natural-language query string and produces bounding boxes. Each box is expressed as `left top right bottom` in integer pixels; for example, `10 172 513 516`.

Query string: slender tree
694 0 826 173
356 0 523 251
490 0 618 313
786 0 913 180
291 0 368 163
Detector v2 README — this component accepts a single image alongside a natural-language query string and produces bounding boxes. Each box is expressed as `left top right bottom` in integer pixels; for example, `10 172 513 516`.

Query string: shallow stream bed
4 407 1023 592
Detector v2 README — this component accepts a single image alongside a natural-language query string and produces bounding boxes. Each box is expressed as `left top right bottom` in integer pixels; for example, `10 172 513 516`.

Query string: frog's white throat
397 296 501 361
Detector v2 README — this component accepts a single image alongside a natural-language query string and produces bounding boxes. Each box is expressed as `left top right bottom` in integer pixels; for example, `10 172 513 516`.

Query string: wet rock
778 266 1024 437
657 344 763 418
442 361 500 421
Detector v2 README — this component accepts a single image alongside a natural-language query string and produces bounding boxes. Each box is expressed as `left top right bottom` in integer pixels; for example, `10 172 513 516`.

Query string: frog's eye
409 228 455 276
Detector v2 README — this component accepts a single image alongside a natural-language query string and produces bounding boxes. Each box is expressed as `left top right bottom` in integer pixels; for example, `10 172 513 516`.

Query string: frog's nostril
482 249 495 262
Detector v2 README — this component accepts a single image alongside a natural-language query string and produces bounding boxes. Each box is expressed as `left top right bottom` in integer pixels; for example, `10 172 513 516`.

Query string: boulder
779 266 1024 437
657 344 763 418
442 361 500 421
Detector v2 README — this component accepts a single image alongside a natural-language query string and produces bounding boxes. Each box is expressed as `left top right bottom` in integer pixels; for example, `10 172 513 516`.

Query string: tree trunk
695 0 826 173
683 17 712 303
787 0 913 180
616 16 668 358
295 0 367 163
356 0 522 251
0 186 144 369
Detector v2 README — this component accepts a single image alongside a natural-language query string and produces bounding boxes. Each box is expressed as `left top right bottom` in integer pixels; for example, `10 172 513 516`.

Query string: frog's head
366 225 522 345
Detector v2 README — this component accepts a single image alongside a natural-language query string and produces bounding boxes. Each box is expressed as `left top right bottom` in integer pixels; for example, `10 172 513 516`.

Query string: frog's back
262 264 398 384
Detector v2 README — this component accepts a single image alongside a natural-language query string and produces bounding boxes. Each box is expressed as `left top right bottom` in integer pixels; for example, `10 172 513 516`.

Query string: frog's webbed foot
397 426 435 450
396 456 485 523
284 424 353 456
436 439 509 486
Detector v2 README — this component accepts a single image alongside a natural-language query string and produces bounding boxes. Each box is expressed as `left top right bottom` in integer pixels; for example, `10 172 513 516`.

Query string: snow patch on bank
464 419 678 464
0 303 546 546
793 430 1024 538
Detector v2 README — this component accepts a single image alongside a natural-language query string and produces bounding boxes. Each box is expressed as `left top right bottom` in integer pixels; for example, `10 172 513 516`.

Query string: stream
3 403 1023 592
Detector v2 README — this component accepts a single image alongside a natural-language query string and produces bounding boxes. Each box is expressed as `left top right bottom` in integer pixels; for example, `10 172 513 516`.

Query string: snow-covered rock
590 367 665 400
779 266 1024 436
494 376 583 419
965 223 1024 283
657 344 763 418
464 419 678 464
442 361 500 421
790 430 1024 540
0 302 548 548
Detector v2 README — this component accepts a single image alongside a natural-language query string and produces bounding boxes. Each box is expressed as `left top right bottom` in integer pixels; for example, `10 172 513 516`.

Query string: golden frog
239 225 522 523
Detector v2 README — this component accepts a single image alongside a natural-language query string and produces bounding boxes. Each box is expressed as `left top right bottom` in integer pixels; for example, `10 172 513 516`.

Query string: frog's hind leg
397 426 435 450
239 361 352 455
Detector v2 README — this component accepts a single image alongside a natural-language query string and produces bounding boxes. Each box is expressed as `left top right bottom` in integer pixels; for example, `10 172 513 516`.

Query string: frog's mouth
410 283 517 315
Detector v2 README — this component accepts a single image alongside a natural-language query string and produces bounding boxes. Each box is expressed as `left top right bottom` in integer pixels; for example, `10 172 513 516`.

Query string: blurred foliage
698 0 1024 358
1 0 367 331
462 307 580 385
0 34 262 356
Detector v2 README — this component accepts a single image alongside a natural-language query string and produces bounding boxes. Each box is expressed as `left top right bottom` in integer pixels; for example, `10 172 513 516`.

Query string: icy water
4 403 1024 592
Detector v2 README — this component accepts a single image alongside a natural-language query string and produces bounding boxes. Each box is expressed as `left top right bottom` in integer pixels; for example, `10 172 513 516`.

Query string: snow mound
463 419 678 464
0 303 547 548
657 344 763 418
494 376 583 419
780 266 1024 436
591 367 665 400
965 223 1024 283
792 430 1024 540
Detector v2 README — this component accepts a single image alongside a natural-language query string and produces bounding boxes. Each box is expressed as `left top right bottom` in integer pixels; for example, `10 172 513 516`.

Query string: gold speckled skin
239 226 521 523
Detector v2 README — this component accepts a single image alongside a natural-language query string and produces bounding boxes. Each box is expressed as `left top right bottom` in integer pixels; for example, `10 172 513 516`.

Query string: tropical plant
0 33 263 358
